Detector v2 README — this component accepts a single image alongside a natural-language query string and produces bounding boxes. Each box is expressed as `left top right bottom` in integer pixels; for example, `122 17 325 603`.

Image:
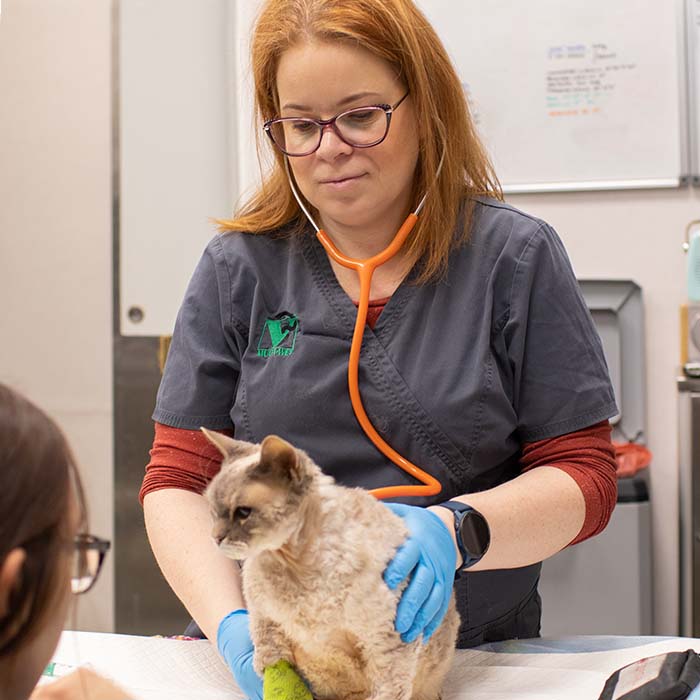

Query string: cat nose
213 533 225 546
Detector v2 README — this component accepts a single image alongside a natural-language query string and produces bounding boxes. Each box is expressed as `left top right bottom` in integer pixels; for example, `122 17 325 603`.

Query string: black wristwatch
438 501 490 570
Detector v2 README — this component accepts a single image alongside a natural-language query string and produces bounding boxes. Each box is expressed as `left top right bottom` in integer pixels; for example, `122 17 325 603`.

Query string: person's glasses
71 534 110 595
263 91 410 157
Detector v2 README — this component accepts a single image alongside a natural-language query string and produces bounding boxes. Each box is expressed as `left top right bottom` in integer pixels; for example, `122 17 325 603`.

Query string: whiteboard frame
504 178 686 195
686 0 700 185
680 0 692 187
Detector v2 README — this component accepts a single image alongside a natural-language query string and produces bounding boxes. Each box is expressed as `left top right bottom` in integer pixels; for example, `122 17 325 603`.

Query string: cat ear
259 435 305 486
200 428 255 459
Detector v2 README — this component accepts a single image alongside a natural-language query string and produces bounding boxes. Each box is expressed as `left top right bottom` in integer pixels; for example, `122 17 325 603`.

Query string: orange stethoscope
285 159 443 500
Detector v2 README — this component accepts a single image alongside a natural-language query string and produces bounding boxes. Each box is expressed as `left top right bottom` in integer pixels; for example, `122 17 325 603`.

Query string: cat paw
253 650 287 676
262 660 312 700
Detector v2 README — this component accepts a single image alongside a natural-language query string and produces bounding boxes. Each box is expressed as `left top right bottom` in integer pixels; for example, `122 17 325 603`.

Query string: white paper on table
48 631 244 700
44 632 700 700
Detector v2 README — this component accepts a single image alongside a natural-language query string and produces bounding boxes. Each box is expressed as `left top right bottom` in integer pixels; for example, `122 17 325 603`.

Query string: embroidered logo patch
257 313 300 357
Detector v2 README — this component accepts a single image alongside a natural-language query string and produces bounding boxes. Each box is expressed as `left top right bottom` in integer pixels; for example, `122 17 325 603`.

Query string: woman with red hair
141 2 618 698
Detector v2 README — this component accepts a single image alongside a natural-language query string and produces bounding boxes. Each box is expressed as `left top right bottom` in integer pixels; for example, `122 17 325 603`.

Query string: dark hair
0 383 87 656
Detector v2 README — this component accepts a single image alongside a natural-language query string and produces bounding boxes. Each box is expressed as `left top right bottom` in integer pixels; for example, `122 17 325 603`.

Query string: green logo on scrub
257 313 300 357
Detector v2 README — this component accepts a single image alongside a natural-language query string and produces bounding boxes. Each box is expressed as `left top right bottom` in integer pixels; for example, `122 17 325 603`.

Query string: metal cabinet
539 279 653 635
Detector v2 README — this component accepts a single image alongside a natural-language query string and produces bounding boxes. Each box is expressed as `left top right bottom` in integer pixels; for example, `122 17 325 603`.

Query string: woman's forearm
430 466 586 571
143 488 245 640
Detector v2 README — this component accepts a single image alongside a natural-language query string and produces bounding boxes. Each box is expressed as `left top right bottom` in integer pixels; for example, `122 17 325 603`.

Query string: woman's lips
319 174 366 189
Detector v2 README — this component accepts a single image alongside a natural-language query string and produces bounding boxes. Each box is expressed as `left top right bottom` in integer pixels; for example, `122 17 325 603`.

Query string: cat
203 430 460 700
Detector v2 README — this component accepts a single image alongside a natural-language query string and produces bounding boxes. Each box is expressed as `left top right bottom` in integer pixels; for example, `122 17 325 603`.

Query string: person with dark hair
140 1 618 699
0 383 130 700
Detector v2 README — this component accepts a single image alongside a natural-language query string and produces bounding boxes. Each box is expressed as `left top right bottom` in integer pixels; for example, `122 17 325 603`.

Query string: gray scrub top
154 197 617 645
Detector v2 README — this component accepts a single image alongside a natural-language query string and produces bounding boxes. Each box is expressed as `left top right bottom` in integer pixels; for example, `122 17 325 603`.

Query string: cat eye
234 507 252 521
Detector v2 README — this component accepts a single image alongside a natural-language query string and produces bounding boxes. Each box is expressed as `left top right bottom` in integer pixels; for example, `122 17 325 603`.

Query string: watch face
460 510 490 557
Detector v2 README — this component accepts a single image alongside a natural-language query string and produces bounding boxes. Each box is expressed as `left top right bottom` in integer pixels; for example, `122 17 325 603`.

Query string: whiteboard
228 0 690 195
416 0 689 193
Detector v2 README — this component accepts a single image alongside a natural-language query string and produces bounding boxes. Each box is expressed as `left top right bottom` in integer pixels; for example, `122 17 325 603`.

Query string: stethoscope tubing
284 157 443 499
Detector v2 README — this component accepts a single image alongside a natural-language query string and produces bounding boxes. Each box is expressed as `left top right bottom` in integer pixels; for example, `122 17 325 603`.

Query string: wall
0 0 114 631
509 187 696 634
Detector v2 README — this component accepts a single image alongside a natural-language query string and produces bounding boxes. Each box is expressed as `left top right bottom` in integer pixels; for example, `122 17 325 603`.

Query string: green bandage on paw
263 659 313 700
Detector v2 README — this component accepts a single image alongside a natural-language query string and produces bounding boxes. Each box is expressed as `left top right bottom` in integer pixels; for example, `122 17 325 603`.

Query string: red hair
217 0 502 282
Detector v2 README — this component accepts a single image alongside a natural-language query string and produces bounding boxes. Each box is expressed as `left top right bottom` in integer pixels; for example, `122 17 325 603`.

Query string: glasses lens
269 119 319 156
71 535 109 594
268 106 389 156
336 107 388 147
71 548 97 594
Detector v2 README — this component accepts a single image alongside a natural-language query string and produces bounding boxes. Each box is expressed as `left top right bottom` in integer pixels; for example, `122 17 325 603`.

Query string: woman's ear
0 549 26 618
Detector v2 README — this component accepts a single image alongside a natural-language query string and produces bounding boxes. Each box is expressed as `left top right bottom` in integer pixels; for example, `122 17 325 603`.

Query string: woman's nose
316 124 353 159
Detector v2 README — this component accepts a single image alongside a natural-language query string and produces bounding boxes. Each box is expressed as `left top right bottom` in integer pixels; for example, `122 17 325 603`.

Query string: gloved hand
217 609 263 700
382 502 457 644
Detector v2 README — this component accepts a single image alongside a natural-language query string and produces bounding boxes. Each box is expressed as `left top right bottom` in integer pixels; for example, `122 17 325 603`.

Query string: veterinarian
140 1 618 698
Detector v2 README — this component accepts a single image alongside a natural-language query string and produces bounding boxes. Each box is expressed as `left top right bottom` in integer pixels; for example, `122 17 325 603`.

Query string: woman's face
276 40 420 238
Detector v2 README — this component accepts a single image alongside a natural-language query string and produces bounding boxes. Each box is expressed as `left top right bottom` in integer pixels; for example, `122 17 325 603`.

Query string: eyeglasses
71 534 110 595
263 91 410 157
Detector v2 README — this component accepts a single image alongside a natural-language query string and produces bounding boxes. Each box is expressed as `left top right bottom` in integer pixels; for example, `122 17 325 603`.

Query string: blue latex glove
217 609 263 700
383 502 457 643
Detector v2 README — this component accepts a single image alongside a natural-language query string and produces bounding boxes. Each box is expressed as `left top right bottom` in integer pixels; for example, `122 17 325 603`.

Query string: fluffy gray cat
204 431 459 700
